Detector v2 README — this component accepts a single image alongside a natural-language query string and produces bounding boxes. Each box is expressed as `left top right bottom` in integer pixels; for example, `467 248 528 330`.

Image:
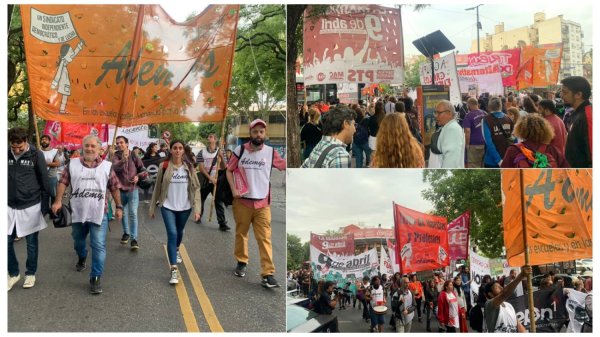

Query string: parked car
531 274 578 290
576 259 593 272
286 304 339 333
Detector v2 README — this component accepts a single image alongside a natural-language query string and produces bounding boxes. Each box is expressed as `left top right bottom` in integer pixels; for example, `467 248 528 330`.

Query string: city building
471 12 585 80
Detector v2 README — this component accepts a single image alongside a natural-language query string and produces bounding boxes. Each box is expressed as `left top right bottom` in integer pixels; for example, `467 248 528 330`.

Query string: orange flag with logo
21 4 239 126
516 57 534 90
502 169 592 267
520 44 563 88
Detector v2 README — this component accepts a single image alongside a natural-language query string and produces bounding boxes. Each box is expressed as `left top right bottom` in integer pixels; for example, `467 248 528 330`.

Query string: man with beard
561 76 592 168
52 135 123 294
40 135 61 212
112 136 146 249
226 119 286 288
8 128 50 290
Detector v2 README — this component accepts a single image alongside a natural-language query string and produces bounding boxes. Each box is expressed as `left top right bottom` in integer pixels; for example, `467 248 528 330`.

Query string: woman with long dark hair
453 276 468 332
149 140 201 285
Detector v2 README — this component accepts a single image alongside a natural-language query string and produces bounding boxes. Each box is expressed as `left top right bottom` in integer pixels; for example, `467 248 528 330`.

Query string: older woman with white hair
428 100 465 168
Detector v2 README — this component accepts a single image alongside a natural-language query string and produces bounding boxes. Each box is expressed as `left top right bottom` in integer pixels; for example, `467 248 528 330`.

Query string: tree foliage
287 233 305 270
229 5 286 122
421 169 503 258
404 55 427 88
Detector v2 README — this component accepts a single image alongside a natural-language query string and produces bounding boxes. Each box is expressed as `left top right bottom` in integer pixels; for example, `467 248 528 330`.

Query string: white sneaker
8 274 20 291
169 269 179 284
176 251 182 264
23 275 36 289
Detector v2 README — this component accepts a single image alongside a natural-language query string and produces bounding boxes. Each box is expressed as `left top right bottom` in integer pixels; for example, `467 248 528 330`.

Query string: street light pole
466 5 483 55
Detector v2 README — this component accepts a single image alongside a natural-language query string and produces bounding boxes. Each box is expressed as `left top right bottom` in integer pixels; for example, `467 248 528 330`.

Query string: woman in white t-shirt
149 140 201 285
437 280 460 332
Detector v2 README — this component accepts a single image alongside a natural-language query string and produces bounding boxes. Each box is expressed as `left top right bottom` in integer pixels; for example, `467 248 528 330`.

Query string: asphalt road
8 170 286 333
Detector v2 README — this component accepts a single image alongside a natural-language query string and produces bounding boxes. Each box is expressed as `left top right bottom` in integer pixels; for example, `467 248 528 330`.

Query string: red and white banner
380 245 394 276
43 120 108 150
303 5 403 85
467 48 521 87
386 239 400 273
419 53 461 105
393 202 450 274
310 232 355 257
457 63 504 96
337 83 359 104
447 211 471 261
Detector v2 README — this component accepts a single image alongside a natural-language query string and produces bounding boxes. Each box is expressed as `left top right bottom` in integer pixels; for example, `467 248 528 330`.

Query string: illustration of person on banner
42 12 86 113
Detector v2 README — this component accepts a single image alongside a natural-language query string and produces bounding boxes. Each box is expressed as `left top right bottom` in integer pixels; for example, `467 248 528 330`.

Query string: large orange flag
21 5 239 126
502 169 592 267
520 44 563 88
516 57 534 90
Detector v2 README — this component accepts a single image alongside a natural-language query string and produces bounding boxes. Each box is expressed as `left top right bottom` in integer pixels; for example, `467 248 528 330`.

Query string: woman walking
437 280 460 332
149 141 201 284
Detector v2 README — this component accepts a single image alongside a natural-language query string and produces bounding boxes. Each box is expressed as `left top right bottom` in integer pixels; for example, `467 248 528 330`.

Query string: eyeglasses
433 110 450 116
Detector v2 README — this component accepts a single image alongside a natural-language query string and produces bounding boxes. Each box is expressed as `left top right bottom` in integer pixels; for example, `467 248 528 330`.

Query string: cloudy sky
287 169 434 243
401 2 594 57
160 3 208 22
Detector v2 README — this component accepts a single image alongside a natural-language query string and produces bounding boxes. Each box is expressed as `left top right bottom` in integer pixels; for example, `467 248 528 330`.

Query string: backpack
216 144 245 206
353 118 369 144
513 143 556 168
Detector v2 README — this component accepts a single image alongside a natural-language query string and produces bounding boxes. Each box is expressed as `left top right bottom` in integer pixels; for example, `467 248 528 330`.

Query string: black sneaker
131 239 139 250
219 223 231 232
90 277 102 294
120 233 130 244
261 275 280 288
234 262 247 277
76 256 87 272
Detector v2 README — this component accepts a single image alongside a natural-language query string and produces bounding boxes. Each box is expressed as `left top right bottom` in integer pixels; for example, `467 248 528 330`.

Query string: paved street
8 170 286 332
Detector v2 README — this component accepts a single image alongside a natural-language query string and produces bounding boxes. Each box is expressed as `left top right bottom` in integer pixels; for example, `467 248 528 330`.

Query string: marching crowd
298 76 592 169
8 119 285 294
288 264 593 333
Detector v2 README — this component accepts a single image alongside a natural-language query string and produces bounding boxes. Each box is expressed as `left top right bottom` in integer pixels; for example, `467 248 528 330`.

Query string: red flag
44 121 108 150
447 211 471 261
393 202 450 274
516 57 534 90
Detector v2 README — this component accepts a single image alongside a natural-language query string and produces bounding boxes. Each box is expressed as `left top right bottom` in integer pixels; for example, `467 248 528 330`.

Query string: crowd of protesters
297 76 592 169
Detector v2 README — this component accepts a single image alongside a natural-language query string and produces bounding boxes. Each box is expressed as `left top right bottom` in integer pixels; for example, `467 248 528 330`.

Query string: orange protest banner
519 44 563 88
21 4 239 126
502 169 592 267
393 203 450 274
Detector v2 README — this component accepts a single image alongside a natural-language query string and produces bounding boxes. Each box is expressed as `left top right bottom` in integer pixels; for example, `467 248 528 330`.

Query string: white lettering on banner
322 241 347 250
310 245 379 279
364 14 382 41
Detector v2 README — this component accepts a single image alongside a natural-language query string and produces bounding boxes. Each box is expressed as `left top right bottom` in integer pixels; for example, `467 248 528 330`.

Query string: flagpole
209 5 240 222
33 115 41 149
109 4 146 160
519 169 536 332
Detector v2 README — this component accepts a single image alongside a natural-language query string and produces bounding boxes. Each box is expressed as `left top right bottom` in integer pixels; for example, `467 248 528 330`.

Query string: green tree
8 4 37 138
404 55 427 88
229 5 285 122
287 234 306 270
421 169 503 258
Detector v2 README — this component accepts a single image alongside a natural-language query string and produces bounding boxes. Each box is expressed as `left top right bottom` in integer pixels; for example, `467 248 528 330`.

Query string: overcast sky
160 3 208 23
287 169 434 243
401 2 594 57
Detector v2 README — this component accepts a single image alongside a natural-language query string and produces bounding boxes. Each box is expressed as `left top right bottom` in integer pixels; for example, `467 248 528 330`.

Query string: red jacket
437 291 455 326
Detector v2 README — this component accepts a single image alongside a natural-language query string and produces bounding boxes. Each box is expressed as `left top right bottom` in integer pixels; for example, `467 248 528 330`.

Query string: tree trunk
286 5 306 168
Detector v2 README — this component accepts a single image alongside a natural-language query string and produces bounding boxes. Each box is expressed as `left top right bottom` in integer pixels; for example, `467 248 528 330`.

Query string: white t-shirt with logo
369 285 385 308
446 292 460 328
162 165 191 211
494 302 518 332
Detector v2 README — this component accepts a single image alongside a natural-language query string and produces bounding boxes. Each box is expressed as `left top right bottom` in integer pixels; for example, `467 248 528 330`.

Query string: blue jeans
72 214 109 278
121 189 139 240
352 141 372 168
8 229 39 276
161 207 191 266
370 308 385 328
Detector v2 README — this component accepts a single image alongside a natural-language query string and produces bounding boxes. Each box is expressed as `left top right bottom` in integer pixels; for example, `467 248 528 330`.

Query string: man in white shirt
428 100 465 168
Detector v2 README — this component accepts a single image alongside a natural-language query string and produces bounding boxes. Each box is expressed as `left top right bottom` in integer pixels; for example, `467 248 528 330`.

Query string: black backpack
216 144 245 206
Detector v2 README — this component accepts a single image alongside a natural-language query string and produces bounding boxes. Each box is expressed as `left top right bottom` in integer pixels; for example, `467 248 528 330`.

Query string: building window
269 114 286 124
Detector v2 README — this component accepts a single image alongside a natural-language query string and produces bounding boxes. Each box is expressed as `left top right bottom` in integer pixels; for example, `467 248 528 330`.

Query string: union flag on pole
21 5 239 126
